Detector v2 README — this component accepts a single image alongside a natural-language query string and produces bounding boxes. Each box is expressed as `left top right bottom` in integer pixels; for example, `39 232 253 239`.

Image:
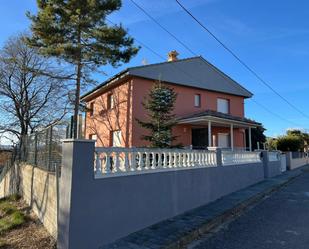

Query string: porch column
230 124 234 151
208 121 212 147
248 127 252 151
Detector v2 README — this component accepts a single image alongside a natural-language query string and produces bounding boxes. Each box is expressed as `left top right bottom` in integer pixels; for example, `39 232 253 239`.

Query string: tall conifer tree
27 0 139 138
137 82 178 148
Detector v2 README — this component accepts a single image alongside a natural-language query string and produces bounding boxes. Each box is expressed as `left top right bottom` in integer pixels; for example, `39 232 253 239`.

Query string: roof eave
178 115 261 127
81 69 130 101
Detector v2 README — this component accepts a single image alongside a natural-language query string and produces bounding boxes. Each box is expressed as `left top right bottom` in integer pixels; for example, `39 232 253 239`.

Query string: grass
0 195 25 234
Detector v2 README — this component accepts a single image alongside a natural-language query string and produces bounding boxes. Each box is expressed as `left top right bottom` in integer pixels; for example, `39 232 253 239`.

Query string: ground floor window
218 133 230 148
111 130 122 147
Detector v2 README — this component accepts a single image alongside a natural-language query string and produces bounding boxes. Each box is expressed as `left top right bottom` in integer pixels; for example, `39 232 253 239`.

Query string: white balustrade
222 151 262 165
94 147 217 178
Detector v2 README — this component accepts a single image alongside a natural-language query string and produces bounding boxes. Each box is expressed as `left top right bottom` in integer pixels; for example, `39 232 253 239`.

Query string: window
194 94 201 107
107 94 114 109
89 134 97 146
218 133 230 148
89 134 97 141
217 98 229 114
89 102 94 116
111 130 122 147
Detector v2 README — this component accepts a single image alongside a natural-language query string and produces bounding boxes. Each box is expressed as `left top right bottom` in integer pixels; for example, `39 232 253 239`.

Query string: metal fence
25 122 70 172
292 151 307 159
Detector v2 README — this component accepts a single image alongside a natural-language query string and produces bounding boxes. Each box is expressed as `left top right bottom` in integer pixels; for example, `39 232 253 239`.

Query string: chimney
167 50 179 62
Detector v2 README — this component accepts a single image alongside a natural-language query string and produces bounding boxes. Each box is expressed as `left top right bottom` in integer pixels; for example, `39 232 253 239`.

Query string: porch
177 110 261 151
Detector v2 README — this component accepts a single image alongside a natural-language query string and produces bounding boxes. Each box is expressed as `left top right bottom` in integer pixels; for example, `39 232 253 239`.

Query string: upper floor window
89 102 94 116
107 93 114 109
194 94 201 107
217 98 229 114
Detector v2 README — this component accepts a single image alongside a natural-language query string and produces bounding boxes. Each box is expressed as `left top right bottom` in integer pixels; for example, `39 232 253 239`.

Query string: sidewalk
101 166 308 249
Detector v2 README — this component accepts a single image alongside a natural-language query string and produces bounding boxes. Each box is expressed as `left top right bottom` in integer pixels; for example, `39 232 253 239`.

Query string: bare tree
0 34 69 157
86 81 133 147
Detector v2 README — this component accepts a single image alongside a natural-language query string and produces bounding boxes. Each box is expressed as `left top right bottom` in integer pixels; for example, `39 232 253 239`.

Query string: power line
129 0 196 56
175 0 309 120
106 9 307 128
249 99 304 127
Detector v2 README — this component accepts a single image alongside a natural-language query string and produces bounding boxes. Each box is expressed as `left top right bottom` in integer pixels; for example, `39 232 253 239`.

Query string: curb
101 167 308 249
167 170 303 249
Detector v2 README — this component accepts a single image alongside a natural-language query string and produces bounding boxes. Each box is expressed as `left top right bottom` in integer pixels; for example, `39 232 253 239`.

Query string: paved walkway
190 170 309 249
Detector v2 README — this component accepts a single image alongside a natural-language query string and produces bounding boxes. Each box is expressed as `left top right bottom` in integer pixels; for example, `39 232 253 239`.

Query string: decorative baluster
124 151 129 172
190 152 194 167
105 151 111 174
179 153 183 167
183 152 187 167
186 152 190 167
163 152 167 168
173 152 177 168
168 152 173 168
95 152 102 177
114 152 119 173
152 152 157 169
138 151 144 170
145 151 150 169
201 152 205 166
198 152 201 166
157 151 162 168
131 150 136 171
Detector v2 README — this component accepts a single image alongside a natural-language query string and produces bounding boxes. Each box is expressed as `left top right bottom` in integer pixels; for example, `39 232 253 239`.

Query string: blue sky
1 0 309 137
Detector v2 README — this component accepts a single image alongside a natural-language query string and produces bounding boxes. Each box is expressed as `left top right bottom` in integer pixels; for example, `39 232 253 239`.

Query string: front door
218 133 230 148
192 128 208 149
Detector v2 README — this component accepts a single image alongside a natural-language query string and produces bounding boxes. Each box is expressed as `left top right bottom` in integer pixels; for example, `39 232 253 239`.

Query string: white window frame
90 102 94 116
218 133 230 148
112 130 122 147
107 94 114 109
217 98 229 114
194 94 201 107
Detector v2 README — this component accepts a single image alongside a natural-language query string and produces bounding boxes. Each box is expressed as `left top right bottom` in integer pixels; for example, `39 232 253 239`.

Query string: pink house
82 51 260 151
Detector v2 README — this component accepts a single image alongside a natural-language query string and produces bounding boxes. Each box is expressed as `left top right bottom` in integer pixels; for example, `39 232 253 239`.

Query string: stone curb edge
165 170 304 249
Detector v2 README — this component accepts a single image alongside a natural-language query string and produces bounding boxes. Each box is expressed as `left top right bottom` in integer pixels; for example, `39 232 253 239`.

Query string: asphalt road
189 171 309 249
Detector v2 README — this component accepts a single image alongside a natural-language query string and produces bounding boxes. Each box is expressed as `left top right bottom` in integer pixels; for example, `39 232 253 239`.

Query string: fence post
57 139 95 249
216 148 222 166
55 163 60 240
286 152 292 170
48 127 53 171
34 134 38 166
261 151 269 178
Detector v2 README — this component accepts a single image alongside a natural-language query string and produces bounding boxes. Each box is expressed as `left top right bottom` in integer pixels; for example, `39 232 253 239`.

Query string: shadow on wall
86 81 133 147
19 164 58 237
0 162 19 198
0 162 58 238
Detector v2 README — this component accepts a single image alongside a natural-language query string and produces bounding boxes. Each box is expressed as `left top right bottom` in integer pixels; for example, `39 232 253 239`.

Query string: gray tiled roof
82 56 253 99
128 57 252 98
178 110 261 126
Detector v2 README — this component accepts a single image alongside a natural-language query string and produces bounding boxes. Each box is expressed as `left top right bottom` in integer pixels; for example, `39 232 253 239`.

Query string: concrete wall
286 152 309 170
19 164 58 237
58 140 264 249
0 164 18 199
262 151 282 178
0 163 58 237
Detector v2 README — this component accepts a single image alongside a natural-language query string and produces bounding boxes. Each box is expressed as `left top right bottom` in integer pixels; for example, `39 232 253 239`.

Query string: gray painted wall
262 151 282 178
58 140 265 249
